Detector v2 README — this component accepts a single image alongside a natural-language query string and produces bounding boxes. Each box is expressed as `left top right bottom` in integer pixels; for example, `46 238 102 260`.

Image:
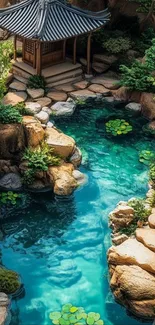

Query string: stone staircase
12 59 83 89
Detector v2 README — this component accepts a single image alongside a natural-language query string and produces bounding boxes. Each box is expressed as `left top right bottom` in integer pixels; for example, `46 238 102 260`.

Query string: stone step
46 68 83 84
47 76 83 89
12 66 31 80
14 74 28 85
136 228 155 252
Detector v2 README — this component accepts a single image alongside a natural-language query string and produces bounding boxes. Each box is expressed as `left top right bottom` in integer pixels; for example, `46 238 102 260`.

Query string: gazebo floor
12 58 83 88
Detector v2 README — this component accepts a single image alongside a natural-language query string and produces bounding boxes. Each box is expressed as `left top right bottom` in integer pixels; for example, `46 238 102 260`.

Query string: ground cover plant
0 104 22 124
0 268 20 294
27 75 46 89
105 119 132 136
49 304 104 325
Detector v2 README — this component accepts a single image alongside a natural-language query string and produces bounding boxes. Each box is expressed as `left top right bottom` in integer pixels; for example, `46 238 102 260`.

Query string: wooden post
14 35 17 60
36 41 42 75
73 37 77 65
63 39 67 61
87 33 92 75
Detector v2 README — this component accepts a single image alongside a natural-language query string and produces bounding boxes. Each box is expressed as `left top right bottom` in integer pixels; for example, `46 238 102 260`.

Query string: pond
0 102 154 325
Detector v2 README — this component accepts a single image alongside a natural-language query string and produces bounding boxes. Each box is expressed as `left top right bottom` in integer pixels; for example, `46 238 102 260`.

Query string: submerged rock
125 102 141 116
72 170 87 186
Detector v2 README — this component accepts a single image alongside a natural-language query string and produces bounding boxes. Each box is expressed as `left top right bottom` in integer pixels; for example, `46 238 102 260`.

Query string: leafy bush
22 142 61 185
104 36 132 54
0 40 14 99
27 75 46 89
49 303 104 325
0 191 21 206
134 28 155 54
150 164 155 182
105 119 132 136
128 198 151 221
139 150 155 165
0 104 22 124
14 102 33 116
129 0 153 12
0 268 20 294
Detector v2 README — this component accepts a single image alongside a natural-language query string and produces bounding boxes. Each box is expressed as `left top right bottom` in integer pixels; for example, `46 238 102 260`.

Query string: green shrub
22 142 61 185
0 268 20 294
0 104 22 124
139 150 155 165
103 36 132 54
150 164 155 182
129 0 153 12
0 191 21 206
128 198 151 221
27 75 46 89
49 304 104 325
0 40 14 99
105 119 132 136
134 28 155 54
14 102 33 116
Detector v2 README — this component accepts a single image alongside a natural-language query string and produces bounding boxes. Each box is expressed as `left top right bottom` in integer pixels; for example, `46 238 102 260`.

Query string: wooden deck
12 58 82 78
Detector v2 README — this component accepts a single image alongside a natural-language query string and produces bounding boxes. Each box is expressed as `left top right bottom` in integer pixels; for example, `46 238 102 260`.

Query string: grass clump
27 75 46 89
0 268 20 294
0 104 22 124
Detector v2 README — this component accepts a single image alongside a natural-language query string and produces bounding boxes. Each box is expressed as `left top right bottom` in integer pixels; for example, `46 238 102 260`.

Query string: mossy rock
0 267 21 294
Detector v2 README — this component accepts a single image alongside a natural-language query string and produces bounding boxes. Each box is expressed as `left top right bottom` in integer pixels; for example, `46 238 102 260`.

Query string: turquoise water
0 103 154 325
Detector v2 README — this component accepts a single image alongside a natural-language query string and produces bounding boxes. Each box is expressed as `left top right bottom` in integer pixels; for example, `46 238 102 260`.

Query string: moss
0 267 20 294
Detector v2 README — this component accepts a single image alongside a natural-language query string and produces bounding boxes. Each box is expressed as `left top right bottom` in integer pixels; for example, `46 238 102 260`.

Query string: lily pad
95 320 104 325
62 304 72 313
59 318 70 325
49 312 61 320
87 317 94 325
53 320 60 325
70 307 78 313
62 314 70 320
69 316 77 324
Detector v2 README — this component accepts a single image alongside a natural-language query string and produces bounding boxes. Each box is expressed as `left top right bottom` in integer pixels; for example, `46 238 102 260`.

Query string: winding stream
0 103 154 325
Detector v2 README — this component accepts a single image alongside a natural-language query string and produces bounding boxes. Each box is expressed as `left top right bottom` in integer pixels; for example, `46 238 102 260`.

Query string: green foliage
49 304 104 325
27 75 46 89
149 163 155 182
134 28 155 54
139 150 155 165
14 102 33 116
128 198 151 221
75 98 86 106
0 40 14 99
104 36 132 54
129 0 153 12
0 267 20 294
105 119 132 136
22 142 61 185
0 191 21 206
0 104 22 124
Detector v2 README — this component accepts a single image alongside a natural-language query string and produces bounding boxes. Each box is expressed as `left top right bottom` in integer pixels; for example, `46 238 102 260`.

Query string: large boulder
0 173 22 190
110 264 155 319
0 293 10 325
45 128 75 158
108 238 155 274
125 102 141 116
35 111 49 124
136 228 155 252
0 124 25 160
109 204 134 232
141 92 155 120
22 116 45 147
25 102 42 114
48 163 77 195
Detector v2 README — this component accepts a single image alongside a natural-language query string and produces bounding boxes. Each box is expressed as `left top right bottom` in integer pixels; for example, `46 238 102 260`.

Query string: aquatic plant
105 119 132 136
149 163 155 182
0 267 20 294
0 191 21 205
139 150 155 165
0 104 22 124
27 75 46 89
49 304 104 325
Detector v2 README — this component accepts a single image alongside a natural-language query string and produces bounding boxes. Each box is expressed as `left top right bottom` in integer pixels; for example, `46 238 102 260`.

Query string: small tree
0 41 13 99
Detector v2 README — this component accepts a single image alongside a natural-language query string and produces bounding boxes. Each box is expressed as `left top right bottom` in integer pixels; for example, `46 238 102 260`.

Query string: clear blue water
0 103 154 325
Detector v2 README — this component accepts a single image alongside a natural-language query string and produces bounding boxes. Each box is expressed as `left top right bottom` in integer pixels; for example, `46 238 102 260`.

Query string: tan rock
35 97 52 107
136 228 155 252
110 265 155 318
47 91 67 102
22 116 45 147
27 88 44 99
70 89 98 100
54 84 75 93
112 234 128 245
48 163 77 196
2 91 27 106
141 92 155 120
108 238 155 274
69 146 82 168
9 81 26 92
149 213 155 229
91 76 120 90
109 205 134 232
45 128 75 158
88 84 111 95
73 80 88 90
0 124 25 160
0 293 9 325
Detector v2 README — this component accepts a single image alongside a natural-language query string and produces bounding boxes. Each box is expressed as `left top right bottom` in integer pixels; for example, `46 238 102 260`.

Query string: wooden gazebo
0 0 110 76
